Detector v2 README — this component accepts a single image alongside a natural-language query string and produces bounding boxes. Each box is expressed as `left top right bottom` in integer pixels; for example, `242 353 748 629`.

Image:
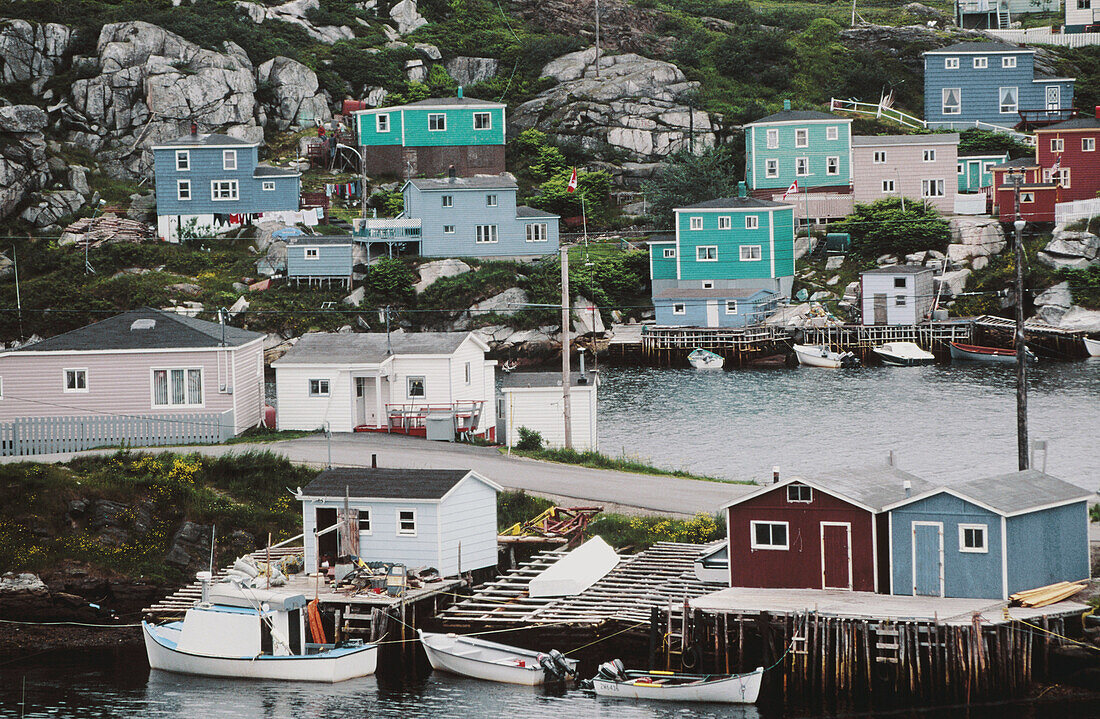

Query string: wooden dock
974 314 1089 359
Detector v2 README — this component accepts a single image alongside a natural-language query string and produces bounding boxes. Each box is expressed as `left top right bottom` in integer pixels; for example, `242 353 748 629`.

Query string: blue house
653 287 780 328
923 43 1075 130
354 173 559 259
153 132 300 243
286 236 355 289
884 470 1092 600
297 467 502 577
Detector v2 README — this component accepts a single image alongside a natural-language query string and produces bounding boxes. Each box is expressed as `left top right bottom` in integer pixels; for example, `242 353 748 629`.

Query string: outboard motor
538 653 563 681
547 649 572 679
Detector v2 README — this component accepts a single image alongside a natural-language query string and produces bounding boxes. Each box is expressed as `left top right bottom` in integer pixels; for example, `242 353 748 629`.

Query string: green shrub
833 198 951 260
590 513 726 550
515 426 544 451
497 490 554 530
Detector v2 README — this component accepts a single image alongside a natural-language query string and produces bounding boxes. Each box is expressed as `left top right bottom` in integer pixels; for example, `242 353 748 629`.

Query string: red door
821 523 852 590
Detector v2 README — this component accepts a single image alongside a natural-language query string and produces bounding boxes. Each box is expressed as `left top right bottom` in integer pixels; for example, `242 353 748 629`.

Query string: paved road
3 433 756 517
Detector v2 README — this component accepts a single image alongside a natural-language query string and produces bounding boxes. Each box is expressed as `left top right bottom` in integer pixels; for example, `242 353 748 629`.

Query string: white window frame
999 86 1019 115
958 523 988 553
1057 168 1071 188
745 215 759 229
443 225 455 234
211 179 239 201
222 149 237 171
795 128 808 148
486 194 498 207
944 57 959 69
701 281 714 289
304 247 319 260
1079 0 1091 8
750 520 789 550
957 163 964 175
407 376 426 398
882 179 896 193
765 159 779 178
525 223 548 242
984 162 994 173
175 150 189 171
662 247 676 258
826 126 839 141
1083 137 1096 152
262 181 275 191
672 303 686 315
152 368 204 407
766 128 779 149
725 299 738 315
1021 191 1035 203
442 195 453 208
826 156 840 175
740 245 762 261
428 113 446 131
973 56 988 69
942 88 961 115
786 484 812 503
177 179 191 201
921 179 945 198
717 216 732 230
475 224 498 244
1051 138 1065 153
795 157 809 176
63 368 88 393
873 151 886 164
376 113 390 133
894 277 908 289
308 378 330 397
696 245 718 262
396 508 418 537
1002 56 1017 68
473 112 491 130
689 216 704 230
358 510 372 536
923 149 937 162
896 295 907 306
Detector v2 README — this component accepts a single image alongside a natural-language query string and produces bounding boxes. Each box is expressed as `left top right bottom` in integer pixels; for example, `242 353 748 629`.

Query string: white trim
153 142 259 151
786 483 812 503
820 521 853 590
826 156 840 175
177 179 191 201
722 474 878 514
396 507 418 536
210 179 239 201
63 368 88 393
795 128 809 148
473 111 492 130
944 57 960 69
740 245 763 262
765 158 779 178
750 520 789 550
689 216 704 230
308 378 331 397
957 523 989 553
725 299 738 315
427 113 446 132
881 485 1094 517
222 149 237 171
745 215 759 229
261 181 276 191
1001 515 1009 600
826 125 839 141
376 113 390 133
175 150 190 170
303 247 320 260
672 303 686 315
718 215 732 230
911 520 945 597
358 508 373 536
696 245 718 261
662 247 676 258
768 209 775 278
351 102 505 114
743 117 853 128
0 337 265 359
795 157 809 176
436 471 505 502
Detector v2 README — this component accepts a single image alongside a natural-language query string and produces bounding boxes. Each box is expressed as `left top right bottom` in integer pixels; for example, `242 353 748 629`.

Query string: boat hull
792 344 855 369
418 630 573 685
687 349 724 370
593 667 763 704
873 350 935 367
143 622 378 683
949 343 1034 365
1085 337 1100 357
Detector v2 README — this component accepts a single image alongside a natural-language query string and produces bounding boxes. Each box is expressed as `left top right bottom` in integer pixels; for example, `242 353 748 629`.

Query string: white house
499 372 598 451
297 467 502 576
860 266 935 326
273 332 497 438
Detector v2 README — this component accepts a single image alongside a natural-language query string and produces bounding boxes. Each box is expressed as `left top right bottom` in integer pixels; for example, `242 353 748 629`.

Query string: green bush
589 513 726 550
833 198 951 260
1060 265 1100 308
515 426 544 451
361 258 417 307
497 490 554 530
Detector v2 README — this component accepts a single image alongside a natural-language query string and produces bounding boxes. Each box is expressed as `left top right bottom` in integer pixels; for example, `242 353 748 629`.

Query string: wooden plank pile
60 214 154 247
1009 581 1087 608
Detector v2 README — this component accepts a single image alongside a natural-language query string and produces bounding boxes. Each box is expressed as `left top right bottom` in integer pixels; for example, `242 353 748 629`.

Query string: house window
64 369 88 393
304 247 319 259
999 87 1018 114
740 245 762 261
1003 56 1017 68
957 163 964 175
443 225 455 234
525 223 547 242
663 248 676 258
921 179 945 198
358 511 372 535
211 180 239 201
177 180 191 201
795 128 808 148
826 126 839 141
973 57 988 69
983 162 994 173
1051 138 1064 153
697 245 718 261
923 149 936 162
718 216 732 230
958 524 988 553
397 509 417 536
428 113 446 131
745 215 759 229
896 295 907 306
672 303 686 315
1056 168 1071 188
175 150 189 171
725 300 738 315
153 368 203 406
486 194 497 207
942 88 961 115
826 156 839 175
464 361 471 385
944 57 959 69
894 277 907 288
376 114 390 132
262 181 275 191
689 216 703 230
442 195 453 208
222 149 237 171
407 376 426 398
750 521 789 550
701 281 714 289
795 157 809 176
473 112 491 130
1021 191 1035 203
786 484 812 503
475 224 498 243
765 159 779 178
1083 137 1096 152
766 128 779 149
882 179 895 193
873 151 886 164
308 378 329 397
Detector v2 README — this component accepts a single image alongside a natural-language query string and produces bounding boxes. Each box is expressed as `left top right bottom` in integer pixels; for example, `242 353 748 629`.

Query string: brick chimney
1095 105 1100 120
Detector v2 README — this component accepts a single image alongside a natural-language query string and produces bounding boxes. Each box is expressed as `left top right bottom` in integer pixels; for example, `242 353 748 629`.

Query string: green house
744 100 853 193
355 89 506 178
957 151 1009 193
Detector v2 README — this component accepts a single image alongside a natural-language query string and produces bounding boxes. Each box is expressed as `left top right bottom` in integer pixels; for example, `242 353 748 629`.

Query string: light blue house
354 173 559 259
653 288 780 328
958 151 1010 193
884 470 1092 600
298 467 502 577
923 43 1075 130
744 100 853 193
153 131 300 243
286 236 355 288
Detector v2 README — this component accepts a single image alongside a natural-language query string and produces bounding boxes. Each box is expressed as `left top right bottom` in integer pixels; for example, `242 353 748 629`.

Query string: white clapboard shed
499 371 599 451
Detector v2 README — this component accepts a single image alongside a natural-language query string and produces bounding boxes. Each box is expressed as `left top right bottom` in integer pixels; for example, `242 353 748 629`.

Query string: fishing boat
687 348 724 369
591 660 763 704
872 342 935 367
418 630 576 685
1084 337 1100 357
792 344 858 368
949 342 1036 365
143 575 378 682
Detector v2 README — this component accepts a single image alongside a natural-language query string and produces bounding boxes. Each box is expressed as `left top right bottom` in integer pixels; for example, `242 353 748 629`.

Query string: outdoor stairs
997 3 1010 28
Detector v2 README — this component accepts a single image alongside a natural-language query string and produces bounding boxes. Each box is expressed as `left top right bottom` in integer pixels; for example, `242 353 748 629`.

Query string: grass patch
505 446 750 484
224 427 321 445
497 490 556 531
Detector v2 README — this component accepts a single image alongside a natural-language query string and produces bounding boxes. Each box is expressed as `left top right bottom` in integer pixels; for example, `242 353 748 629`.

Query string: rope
0 618 142 628
563 620 649 655
1004 609 1100 654
763 637 798 672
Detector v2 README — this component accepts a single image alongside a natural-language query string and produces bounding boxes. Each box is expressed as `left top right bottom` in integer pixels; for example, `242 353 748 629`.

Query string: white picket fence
986 27 1100 47
772 192 855 221
1054 197 1100 225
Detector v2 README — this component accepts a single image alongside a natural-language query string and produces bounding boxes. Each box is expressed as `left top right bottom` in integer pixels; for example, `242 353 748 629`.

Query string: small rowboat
792 344 858 368
872 342 935 366
1084 337 1100 357
687 348 724 369
418 630 576 685
949 342 1036 364
592 661 764 704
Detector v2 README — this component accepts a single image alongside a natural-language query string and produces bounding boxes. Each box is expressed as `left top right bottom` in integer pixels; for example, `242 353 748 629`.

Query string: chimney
190 121 198 136
903 480 912 498
447 165 456 182
772 466 780 484
1095 105 1099 120
371 453 377 468
888 450 896 467
457 86 463 99
578 347 588 383
783 99 791 111
737 181 747 198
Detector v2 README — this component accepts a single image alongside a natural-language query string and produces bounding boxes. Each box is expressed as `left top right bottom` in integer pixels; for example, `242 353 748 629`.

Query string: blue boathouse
286 236 355 289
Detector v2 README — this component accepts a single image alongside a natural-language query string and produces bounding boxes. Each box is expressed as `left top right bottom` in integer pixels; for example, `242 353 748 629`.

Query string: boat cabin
171 585 309 658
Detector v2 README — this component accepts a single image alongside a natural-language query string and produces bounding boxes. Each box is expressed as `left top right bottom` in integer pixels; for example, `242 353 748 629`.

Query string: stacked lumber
60 214 154 247
1009 581 1086 608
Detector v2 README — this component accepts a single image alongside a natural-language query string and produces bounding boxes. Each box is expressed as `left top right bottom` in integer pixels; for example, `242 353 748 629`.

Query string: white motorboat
687 348 724 369
418 630 576 685
792 344 858 368
591 660 763 704
872 341 936 366
1084 337 1100 357
143 576 378 683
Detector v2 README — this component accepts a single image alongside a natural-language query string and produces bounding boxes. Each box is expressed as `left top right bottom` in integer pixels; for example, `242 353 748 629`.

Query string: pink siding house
0 308 265 455
851 134 959 214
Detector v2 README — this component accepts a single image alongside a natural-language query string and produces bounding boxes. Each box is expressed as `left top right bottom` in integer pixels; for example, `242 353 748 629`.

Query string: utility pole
12 247 23 343
1011 172 1029 470
360 145 368 219
560 247 573 450
594 0 601 78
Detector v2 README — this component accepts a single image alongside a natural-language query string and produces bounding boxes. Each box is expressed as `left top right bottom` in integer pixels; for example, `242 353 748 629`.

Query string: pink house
0 308 265 454
851 134 959 214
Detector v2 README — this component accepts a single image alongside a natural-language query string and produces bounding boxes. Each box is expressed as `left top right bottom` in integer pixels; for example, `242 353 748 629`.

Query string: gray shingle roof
253 165 299 177
408 174 518 191
951 470 1093 515
501 371 598 389
804 466 934 511
678 196 789 210
653 287 775 299
516 206 559 218
926 41 1029 54
157 133 257 148
16 308 262 352
853 133 959 146
861 265 935 275
273 331 474 365
401 96 505 108
302 468 475 499
288 235 354 245
992 157 1040 169
1042 116 1100 131
746 110 844 125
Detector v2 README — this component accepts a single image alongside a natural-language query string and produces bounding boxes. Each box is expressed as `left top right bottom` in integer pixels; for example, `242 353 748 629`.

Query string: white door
1046 85 1060 112
705 300 719 327
355 377 377 427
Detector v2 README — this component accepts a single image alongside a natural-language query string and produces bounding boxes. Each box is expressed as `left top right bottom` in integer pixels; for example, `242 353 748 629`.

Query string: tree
528 169 612 219
958 129 1033 159
642 147 740 228
832 198 951 259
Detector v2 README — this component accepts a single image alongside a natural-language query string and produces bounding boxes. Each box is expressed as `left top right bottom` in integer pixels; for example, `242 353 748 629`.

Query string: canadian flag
783 180 798 199
567 167 578 193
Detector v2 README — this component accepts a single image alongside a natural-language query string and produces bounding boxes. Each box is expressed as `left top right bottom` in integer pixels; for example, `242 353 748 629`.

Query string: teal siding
746 120 853 191
357 109 404 146
649 243 677 280
1005 502 1090 594
357 106 506 148
287 244 353 279
437 479 499 575
674 207 796 282
958 154 1007 192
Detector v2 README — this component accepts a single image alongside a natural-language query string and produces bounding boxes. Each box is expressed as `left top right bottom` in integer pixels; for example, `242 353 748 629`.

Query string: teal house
884 470 1092 600
355 89 506 178
957 151 1009 193
744 100 853 194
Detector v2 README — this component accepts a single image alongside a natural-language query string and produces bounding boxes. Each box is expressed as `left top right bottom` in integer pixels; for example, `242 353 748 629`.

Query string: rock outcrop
510 0 666 55
445 56 499 86
0 18 73 93
389 0 428 34
235 0 355 43
1038 227 1100 270
256 56 332 130
414 258 472 293
0 104 49 220
512 48 715 163
946 217 1006 269
1033 281 1073 325
19 190 84 230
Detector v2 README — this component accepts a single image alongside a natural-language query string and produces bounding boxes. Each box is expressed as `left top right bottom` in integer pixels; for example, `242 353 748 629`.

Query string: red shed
991 159 1057 223
723 467 930 593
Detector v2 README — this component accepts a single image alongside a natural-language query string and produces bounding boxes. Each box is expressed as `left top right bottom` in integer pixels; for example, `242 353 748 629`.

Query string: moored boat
949 342 1036 364
872 342 936 367
1085 337 1100 357
687 348 724 369
418 630 576 685
591 660 763 704
792 344 858 368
